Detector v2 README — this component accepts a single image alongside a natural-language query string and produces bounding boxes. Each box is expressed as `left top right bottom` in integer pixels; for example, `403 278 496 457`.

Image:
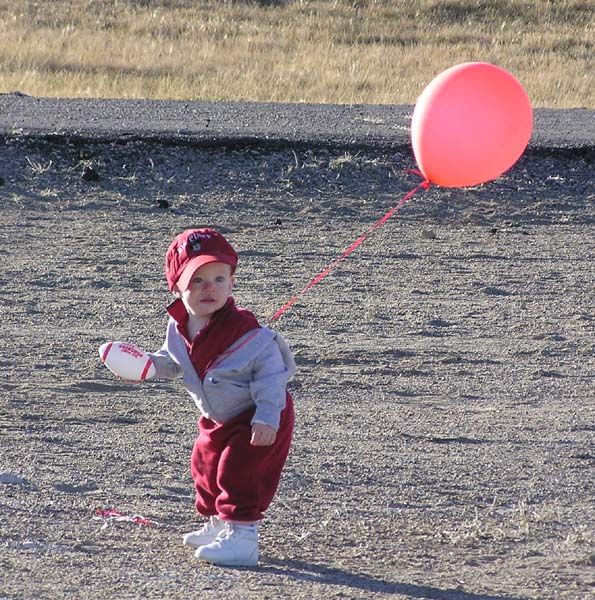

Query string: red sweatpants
190 394 294 522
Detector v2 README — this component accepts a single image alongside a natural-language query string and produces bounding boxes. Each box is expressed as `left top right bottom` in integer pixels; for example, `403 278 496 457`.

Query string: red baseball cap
165 228 238 292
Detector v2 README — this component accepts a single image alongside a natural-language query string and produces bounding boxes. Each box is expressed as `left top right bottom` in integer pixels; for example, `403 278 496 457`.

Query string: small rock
0 175 5 185
571 453 594 461
484 286 511 296
22 540 44 550
157 199 170 209
81 166 100 182
535 369 565 379
421 229 437 240
428 318 451 328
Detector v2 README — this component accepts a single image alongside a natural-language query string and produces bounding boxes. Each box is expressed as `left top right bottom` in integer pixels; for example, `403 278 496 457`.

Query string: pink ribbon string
270 172 431 322
94 507 159 527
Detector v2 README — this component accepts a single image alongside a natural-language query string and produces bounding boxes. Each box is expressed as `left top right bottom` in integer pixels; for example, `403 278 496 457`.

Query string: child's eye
216 276 225 282
193 277 202 285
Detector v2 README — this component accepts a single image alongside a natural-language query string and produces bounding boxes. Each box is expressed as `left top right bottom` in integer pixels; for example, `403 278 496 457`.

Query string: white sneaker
183 516 226 548
194 522 259 567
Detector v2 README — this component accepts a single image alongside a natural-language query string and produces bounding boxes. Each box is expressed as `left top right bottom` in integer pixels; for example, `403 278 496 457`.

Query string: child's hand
251 423 277 446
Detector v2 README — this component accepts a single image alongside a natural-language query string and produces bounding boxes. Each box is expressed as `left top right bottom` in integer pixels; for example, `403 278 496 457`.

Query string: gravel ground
0 105 594 600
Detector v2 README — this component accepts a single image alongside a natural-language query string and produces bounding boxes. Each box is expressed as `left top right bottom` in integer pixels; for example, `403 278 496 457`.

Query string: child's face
176 261 235 322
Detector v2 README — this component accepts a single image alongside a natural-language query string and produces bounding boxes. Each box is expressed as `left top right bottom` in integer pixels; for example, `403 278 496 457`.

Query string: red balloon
411 62 533 188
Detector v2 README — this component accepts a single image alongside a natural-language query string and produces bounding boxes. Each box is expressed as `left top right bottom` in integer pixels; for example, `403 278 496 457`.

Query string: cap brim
176 254 236 292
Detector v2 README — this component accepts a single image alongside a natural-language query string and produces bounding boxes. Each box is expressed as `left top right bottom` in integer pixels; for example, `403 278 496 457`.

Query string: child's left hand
251 423 277 446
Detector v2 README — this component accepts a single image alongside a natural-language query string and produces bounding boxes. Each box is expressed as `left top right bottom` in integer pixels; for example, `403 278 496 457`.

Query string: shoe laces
217 522 257 541
217 521 235 540
198 516 220 535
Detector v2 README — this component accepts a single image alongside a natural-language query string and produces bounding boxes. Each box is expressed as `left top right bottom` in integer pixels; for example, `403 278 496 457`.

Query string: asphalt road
0 93 593 152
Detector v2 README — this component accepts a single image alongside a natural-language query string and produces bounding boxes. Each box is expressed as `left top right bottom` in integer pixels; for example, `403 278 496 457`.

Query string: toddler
148 228 295 567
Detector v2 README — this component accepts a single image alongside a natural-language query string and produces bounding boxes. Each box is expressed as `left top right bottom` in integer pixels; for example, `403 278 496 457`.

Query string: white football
98 341 156 381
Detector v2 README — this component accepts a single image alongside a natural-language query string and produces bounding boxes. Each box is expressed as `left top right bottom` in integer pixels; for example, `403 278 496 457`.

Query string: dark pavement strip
0 93 593 153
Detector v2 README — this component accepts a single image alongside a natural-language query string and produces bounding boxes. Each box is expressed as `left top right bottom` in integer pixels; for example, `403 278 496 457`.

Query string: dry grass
0 0 593 107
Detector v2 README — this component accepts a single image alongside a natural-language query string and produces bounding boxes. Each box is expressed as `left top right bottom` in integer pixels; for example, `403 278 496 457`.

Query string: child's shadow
258 557 527 600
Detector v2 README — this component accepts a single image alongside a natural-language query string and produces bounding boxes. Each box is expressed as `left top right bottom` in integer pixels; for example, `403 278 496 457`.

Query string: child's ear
172 285 182 298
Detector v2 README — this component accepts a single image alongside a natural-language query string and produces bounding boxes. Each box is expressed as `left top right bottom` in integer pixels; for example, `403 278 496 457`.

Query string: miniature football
98 341 156 381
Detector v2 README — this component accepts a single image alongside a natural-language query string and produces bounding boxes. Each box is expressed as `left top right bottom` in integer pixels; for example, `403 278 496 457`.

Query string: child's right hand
251 423 277 446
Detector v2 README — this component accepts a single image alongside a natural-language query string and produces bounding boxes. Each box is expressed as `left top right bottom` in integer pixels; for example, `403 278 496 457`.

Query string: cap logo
188 231 211 253
178 231 213 256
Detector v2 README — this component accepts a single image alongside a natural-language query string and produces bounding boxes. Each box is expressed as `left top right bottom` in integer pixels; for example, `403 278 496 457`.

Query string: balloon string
270 173 431 322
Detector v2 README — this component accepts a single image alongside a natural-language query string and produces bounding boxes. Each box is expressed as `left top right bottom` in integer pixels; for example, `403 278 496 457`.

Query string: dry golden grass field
0 0 593 107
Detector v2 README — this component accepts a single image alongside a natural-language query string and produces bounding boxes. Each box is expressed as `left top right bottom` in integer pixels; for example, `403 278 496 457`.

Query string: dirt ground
0 136 593 600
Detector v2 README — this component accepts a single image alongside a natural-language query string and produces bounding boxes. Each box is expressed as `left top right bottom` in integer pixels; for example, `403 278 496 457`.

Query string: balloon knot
405 168 431 190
